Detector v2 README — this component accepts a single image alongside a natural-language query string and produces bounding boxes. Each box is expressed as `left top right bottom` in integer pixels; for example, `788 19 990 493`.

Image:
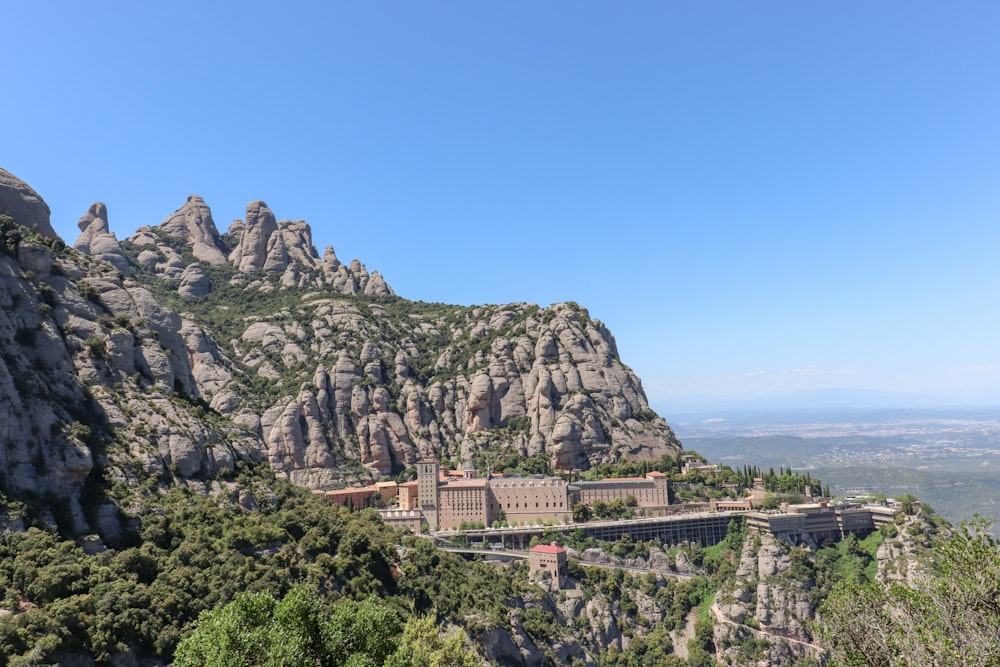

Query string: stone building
529 542 567 588
488 476 572 525
569 471 668 509
397 480 419 509
416 460 441 528
437 478 490 529
377 509 423 533
322 460 673 531
746 501 901 544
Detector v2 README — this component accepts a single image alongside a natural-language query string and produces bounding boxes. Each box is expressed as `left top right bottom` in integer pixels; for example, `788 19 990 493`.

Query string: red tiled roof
646 471 666 477
325 486 377 496
441 479 487 488
531 544 566 554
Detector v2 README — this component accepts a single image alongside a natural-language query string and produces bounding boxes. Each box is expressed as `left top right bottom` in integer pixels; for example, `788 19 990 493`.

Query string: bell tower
416 460 440 530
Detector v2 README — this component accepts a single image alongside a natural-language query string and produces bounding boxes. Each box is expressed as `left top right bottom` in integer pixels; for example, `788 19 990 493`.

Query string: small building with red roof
529 542 567 587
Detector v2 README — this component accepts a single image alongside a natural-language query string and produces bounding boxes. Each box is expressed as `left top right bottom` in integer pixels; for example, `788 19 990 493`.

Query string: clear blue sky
4 2 1000 412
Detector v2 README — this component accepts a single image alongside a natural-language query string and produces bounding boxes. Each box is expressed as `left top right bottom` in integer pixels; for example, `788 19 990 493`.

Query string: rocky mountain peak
159 194 228 265
116 191 394 296
73 202 130 276
230 200 278 273
0 167 59 241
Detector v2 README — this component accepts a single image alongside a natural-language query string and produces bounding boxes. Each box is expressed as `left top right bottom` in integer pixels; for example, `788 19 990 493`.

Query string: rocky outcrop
229 200 279 273
874 515 927 585
127 226 190 280
120 193 393 298
73 202 130 275
227 300 680 478
158 195 228 265
226 201 395 295
0 167 59 240
713 533 824 666
1 202 255 539
0 244 94 533
178 263 211 299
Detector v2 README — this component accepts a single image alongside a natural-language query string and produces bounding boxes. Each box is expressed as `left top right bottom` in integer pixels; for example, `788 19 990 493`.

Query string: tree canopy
174 588 479 667
819 515 1000 666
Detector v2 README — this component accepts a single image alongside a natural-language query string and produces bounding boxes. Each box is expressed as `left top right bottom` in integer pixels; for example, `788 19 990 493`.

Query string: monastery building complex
318 459 669 531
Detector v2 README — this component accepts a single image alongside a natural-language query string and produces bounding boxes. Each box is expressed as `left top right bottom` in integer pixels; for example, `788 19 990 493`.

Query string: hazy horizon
653 386 1000 418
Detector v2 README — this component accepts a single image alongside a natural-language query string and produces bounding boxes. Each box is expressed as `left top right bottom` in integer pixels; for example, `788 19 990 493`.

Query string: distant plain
672 407 1000 528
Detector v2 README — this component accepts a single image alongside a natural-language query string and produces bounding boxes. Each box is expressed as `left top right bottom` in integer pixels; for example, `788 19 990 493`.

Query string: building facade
416 460 440 529
746 502 901 543
488 477 572 525
321 461 673 532
569 471 668 508
437 478 490 529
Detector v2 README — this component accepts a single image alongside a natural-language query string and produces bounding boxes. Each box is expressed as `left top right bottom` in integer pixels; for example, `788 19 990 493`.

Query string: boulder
178 263 212 299
0 167 59 240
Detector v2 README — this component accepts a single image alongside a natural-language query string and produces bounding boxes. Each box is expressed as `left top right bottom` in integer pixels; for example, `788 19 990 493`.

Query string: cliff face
713 533 819 665
0 223 256 540
711 519 931 667
0 168 680 536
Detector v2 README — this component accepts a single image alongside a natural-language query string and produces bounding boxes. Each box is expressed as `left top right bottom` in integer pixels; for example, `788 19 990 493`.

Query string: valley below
674 407 1000 527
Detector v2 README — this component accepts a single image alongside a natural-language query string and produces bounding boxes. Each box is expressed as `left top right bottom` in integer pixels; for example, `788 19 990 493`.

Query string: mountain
0 167 679 538
0 168 982 667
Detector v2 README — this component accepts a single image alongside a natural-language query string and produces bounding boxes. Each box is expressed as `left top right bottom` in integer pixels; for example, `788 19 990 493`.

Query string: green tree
819 516 1000 665
172 590 282 667
896 493 918 515
572 502 592 523
385 614 479 667
173 589 402 667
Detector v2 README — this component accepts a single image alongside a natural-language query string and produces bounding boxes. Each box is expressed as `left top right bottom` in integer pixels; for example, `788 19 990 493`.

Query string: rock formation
73 202 130 275
158 195 228 265
0 167 59 240
1 167 680 531
230 200 279 273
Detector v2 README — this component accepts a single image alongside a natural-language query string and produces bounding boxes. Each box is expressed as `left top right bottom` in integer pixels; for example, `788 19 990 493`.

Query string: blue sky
4 2 1000 412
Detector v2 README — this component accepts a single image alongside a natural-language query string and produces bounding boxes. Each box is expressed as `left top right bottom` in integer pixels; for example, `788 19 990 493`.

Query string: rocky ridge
0 168 680 537
112 189 679 487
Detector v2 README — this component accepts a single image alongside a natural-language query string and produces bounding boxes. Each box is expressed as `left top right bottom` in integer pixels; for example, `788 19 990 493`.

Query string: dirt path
711 602 827 653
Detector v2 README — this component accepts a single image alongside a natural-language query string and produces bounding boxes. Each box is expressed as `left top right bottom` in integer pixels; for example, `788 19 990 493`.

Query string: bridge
433 511 742 551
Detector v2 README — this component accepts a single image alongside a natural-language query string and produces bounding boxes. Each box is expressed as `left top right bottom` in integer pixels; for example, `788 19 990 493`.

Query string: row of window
489 501 566 510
